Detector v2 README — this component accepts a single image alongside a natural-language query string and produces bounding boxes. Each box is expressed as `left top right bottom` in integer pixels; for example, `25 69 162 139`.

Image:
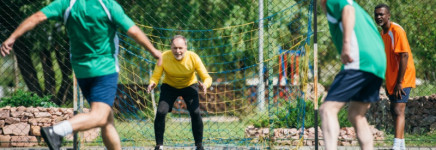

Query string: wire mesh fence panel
315 0 436 148
114 0 313 148
0 0 435 149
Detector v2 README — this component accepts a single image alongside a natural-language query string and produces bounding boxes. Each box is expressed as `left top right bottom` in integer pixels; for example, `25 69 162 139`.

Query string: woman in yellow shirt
147 35 212 150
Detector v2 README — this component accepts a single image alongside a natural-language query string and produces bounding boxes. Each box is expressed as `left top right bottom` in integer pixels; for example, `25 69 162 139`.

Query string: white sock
53 121 73 136
400 139 406 149
392 138 401 149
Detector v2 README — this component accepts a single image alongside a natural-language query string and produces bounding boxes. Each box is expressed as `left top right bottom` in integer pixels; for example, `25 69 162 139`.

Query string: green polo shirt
326 0 386 79
41 0 135 78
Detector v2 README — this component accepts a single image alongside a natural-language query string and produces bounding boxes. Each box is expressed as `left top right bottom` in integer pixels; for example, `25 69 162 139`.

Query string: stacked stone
0 106 79 147
245 126 384 146
405 94 436 133
0 106 74 147
367 94 436 134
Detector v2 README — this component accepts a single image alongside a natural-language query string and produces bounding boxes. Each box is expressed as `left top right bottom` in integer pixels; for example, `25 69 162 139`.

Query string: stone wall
244 126 384 146
367 94 436 134
1 94 434 147
244 94 436 146
0 106 99 147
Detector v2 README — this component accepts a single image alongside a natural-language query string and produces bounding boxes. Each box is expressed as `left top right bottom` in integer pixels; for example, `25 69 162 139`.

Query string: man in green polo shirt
1 0 161 149
319 0 386 149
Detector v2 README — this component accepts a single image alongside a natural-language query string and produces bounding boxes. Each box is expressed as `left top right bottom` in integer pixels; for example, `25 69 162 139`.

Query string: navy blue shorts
387 87 411 103
77 72 119 107
325 70 383 103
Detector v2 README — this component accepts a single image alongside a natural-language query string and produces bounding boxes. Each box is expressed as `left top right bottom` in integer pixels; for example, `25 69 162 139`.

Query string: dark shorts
77 72 118 107
159 83 199 112
387 87 412 103
325 70 383 103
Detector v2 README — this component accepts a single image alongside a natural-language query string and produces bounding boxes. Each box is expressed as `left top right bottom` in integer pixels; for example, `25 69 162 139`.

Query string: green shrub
247 97 352 128
0 90 57 107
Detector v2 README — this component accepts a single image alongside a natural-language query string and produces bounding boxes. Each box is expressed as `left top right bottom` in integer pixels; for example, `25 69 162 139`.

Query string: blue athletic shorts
387 87 411 103
324 70 383 103
77 72 119 107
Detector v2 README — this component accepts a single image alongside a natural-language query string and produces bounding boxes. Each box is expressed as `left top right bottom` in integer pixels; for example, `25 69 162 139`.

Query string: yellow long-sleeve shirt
149 51 212 89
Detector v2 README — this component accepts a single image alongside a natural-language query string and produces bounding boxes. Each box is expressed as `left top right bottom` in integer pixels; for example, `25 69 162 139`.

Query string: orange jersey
381 22 416 95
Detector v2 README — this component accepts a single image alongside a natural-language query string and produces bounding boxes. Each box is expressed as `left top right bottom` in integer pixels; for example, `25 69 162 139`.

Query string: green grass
72 119 436 147
96 119 248 147
410 82 436 97
377 131 436 147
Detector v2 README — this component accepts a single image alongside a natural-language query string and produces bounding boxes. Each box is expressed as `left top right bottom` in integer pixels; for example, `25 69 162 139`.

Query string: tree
0 1 73 105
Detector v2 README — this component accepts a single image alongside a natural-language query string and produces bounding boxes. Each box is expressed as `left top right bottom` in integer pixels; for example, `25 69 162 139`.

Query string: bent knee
347 114 356 122
87 112 110 127
189 108 202 117
319 105 327 116
156 108 169 116
319 104 332 117
94 116 110 127
392 109 405 116
390 106 405 116
347 112 367 124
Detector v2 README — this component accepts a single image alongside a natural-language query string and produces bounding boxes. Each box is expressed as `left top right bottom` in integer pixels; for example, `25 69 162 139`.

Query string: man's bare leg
390 102 406 149
101 111 121 150
320 101 346 150
68 102 112 131
348 101 373 150
68 102 121 150
391 103 406 139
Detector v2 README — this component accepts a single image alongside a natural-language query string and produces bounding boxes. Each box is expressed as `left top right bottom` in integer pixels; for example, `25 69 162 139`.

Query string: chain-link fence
316 0 436 148
0 0 435 149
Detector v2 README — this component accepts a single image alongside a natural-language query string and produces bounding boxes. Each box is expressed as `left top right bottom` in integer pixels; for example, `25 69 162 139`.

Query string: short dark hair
375 4 390 14
171 35 187 46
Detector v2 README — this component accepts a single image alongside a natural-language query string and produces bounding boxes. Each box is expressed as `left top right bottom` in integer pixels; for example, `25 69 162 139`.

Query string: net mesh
97 0 314 148
2 0 435 148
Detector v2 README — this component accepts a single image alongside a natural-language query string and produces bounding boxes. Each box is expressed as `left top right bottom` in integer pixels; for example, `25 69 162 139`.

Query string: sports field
0 0 435 149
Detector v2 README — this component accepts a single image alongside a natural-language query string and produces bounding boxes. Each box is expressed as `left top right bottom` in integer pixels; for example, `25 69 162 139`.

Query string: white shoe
392 138 401 150
154 145 163 150
400 141 406 150
392 145 401 150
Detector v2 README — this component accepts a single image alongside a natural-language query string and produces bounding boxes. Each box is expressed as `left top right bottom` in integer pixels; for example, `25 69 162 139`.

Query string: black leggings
154 84 203 145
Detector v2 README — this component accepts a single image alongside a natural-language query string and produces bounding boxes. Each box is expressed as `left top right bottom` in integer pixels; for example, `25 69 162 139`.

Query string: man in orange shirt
374 4 416 150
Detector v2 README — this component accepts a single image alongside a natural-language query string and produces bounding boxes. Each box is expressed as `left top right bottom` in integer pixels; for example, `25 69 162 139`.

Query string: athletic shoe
392 138 401 150
154 145 163 150
400 139 406 150
41 126 63 150
392 146 400 150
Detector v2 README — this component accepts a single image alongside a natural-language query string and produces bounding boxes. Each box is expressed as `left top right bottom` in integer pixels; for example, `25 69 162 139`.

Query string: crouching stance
148 35 212 150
